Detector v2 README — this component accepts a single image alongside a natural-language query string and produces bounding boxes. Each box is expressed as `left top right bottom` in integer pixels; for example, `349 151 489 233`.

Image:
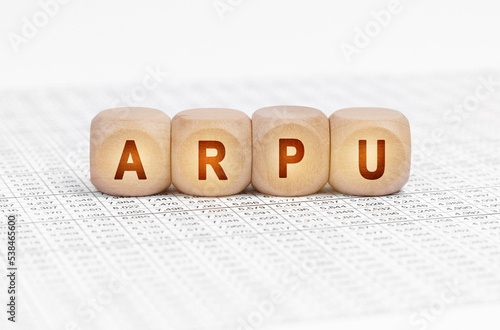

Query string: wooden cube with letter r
252 106 330 196
90 107 171 197
171 108 252 196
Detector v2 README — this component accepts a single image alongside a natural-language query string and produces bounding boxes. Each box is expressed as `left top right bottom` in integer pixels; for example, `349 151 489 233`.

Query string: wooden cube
90 107 171 196
171 108 251 196
252 106 330 196
329 107 411 196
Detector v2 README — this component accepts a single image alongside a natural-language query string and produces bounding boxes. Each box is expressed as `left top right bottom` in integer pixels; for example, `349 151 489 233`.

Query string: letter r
198 141 228 180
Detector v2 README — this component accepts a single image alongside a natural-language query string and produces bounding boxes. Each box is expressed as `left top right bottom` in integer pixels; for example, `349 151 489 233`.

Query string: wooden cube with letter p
90 107 171 197
329 107 411 196
252 106 330 196
171 108 252 196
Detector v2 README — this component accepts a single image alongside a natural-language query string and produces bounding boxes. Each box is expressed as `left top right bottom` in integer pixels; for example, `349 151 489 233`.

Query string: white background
1 0 499 88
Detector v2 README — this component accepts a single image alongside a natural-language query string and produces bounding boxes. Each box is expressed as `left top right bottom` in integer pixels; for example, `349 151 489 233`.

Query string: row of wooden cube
90 106 411 197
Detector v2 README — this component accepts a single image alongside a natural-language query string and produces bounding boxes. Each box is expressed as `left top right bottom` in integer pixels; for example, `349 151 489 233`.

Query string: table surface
0 73 499 330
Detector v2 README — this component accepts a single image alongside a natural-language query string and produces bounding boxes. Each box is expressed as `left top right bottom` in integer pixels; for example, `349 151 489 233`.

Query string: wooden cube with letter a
329 107 411 196
252 106 330 196
90 107 171 196
171 108 251 196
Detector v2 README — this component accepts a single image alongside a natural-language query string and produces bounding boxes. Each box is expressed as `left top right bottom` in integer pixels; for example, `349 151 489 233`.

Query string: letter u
358 140 385 180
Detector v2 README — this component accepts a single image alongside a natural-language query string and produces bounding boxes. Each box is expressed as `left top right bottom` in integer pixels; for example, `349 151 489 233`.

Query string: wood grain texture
90 107 171 197
171 108 251 196
329 107 411 196
252 106 330 196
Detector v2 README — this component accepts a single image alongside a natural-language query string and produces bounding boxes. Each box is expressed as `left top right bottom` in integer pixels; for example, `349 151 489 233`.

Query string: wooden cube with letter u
171 108 252 196
252 106 330 196
90 107 171 197
329 107 411 196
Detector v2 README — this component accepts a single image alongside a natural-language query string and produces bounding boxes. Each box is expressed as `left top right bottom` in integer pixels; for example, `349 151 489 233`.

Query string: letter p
279 138 305 178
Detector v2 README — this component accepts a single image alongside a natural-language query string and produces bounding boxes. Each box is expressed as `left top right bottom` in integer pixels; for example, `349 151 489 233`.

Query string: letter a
114 140 147 180
359 140 385 180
